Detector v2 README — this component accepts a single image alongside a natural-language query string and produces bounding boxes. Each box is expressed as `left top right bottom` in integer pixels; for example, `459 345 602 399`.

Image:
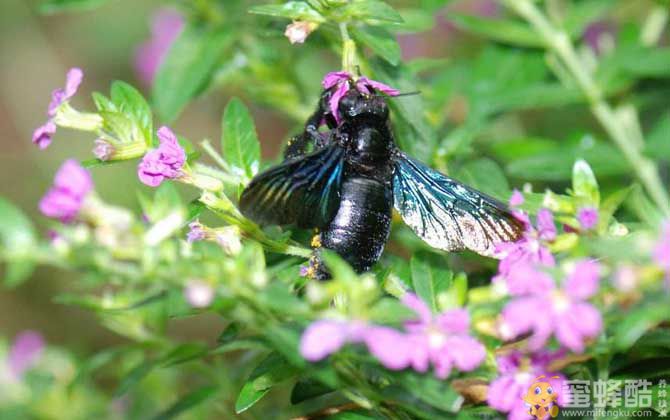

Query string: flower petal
436 308 469 334
32 120 57 149
355 77 400 96
322 71 351 89
328 81 349 125
8 331 45 379
444 335 485 371
54 159 94 198
564 259 601 299
364 326 411 370
300 320 349 362
577 207 598 230
401 293 432 325
536 209 556 241
509 189 524 207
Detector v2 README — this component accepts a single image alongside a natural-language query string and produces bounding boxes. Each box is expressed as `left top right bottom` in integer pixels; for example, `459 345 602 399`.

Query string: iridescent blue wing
240 145 344 228
393 152 523 257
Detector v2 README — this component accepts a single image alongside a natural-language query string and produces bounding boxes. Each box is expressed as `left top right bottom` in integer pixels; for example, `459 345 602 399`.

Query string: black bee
240 79 523 279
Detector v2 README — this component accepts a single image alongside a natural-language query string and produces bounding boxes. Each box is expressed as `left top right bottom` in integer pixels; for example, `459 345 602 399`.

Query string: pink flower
48 68 83 117
487 350 568 420
184 280 214 308
135 8 184 86
39 159 93 223
300 296 485 378
7 331 45 379
494 205 557 294
137 126 186 187
32 121 57 150
299 319 367 362
398 294 485 378
583 21 617 55
509 189 524 207
186 220 206 243
284 21 317 44
577 207 598 231
320 71 399 124
32 68 83 149
501 260 602 353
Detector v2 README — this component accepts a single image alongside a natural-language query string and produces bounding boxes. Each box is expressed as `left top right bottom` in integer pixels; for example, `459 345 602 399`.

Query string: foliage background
0 0 669 419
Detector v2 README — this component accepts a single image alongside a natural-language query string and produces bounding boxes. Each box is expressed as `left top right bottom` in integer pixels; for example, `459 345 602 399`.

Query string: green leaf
221 98 261 178
151 386 219 420
614 300 670 350
0 198 36 287
217 322 241 344
645 112 670 160
452 158 510 201
115 361 156 397
160 343 209 367
320 250 357 284
572 159 600 206
344 0 404 24
368 297 414 324
606 47 670 78
110 81 153 143
39 0 108 14
410 254 453 313
249 1 324 21
351 26 401 66
448 14 543 47
154 24 233 122
290 378 333 404
235 352 299 413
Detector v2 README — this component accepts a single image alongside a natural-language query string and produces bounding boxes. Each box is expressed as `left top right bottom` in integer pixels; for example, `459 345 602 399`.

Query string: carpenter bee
240 75 524 279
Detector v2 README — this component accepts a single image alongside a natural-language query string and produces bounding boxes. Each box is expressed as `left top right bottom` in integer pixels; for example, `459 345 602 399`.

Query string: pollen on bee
311 233 322 248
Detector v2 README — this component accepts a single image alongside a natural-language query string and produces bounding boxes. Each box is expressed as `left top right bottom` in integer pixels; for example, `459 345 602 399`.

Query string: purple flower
500 260 602 353
48 68 83 117
300 296 484 377
487 350 567 420
355 77 400 96
186 220 206 243
299 319 367 362
7 331 45 379
32 120 57 150
39 159 93 223
31 68 83 149
577 207 598 231
583 21 617 55
320 71 400 124
509 189 524 207
135 8 184 86
137 126 186 187
93 139 114 161
494 207 557 294
399 294 485 378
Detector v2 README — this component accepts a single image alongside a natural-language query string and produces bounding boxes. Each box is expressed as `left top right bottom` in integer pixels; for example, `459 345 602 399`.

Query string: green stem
339 22 357 74
503 0 670 217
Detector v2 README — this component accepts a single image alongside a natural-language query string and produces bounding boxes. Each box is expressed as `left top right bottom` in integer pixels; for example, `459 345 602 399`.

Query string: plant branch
502 0 670 217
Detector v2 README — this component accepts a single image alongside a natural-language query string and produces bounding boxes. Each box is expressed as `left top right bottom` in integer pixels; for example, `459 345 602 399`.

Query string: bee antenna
391 91 421 97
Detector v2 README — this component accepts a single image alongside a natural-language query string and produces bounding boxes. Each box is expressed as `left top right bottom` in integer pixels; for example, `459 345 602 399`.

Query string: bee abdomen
317 176 392 277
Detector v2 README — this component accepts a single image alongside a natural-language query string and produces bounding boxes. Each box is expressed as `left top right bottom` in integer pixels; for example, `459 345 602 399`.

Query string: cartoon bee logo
523 375 560 419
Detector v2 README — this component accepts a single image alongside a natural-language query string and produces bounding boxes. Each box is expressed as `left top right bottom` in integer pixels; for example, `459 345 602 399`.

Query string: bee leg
283 97 335 161
301 233 331 280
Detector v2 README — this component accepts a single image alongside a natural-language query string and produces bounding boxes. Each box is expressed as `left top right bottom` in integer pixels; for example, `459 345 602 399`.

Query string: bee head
337 89 389 122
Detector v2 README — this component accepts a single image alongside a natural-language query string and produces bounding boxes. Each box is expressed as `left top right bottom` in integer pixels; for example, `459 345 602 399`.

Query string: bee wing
392 152 523 257
240 145 344 228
